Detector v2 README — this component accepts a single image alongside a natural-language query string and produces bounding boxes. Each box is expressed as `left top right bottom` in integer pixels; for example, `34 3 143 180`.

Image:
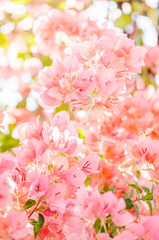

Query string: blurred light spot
145 0 159 8
26 91 39 112
106 20 114 29
1 22 15 34
108 1 117 10
109 9 122 21
5 2 26 15
136 16 152 30
0 57 8 67
131 12 139 21
26 96 38 111
18 17 34 31
76 2 84 10
122 3 132 14
56 31 69 45
0 78 22 107
66 0 76 9
155 75 159 85
22 73 32 83
125 24 133 34
143 27 158 46
77 110 85 119
0 48 8 66
106 21 123 34
7 42 24 69
87 1 108 24
114 27 123 34
136 16 158 45
0 13 4 21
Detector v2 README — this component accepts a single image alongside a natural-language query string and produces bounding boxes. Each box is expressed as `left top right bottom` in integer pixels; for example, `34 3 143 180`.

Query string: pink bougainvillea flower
29 173 49 199
61 165 86 187
78 152 100 174
0 153 15 174
141 216 159 240
63 217 88 240
0 178 13 209
75 187 102 220
127 135 159 168
8 211 30 239
100 191 133 226
114 230 135 240
144 45 159 74
46 183 67 214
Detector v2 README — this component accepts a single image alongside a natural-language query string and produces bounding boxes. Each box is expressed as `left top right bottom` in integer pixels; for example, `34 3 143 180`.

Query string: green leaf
87 96 93 104
17 98 26 108
99 154 103 159
119 190 129 197
154 198 156 208
30 218 38 226
33 224 41 238
0 134 20 152
106 215 112 224
30 218 38 223
9 124 16 134
152 183 155 193
135 30 144 46
128 184 142 193
110 225 117 237
101 226 105 233
132 1 143 12
142 187 150 193
143 193 153 201
41 55 52 67
24 199 36 210
17 52 26 60
114 13 131 29
37 206 45 211
85 177 91 187
146 201 152 215
134 205 139 219
136 170 140 179
93 218 101 233
129 188 134 198
0 33 9 50
100 186 109 194
110 186 115 193
124 198 134 210
38 214 45 228
33 214 45 238
91 89 97 95
78 129 85 140
55 103 69 113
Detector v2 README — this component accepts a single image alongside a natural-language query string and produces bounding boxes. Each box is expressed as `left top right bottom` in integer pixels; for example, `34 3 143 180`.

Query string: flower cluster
0 0 159 240
34 12 146 109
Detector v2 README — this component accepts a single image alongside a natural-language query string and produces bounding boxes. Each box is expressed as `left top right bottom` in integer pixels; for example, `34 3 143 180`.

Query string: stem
101 219 107 233
132 198 143 202
28 196 44 219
